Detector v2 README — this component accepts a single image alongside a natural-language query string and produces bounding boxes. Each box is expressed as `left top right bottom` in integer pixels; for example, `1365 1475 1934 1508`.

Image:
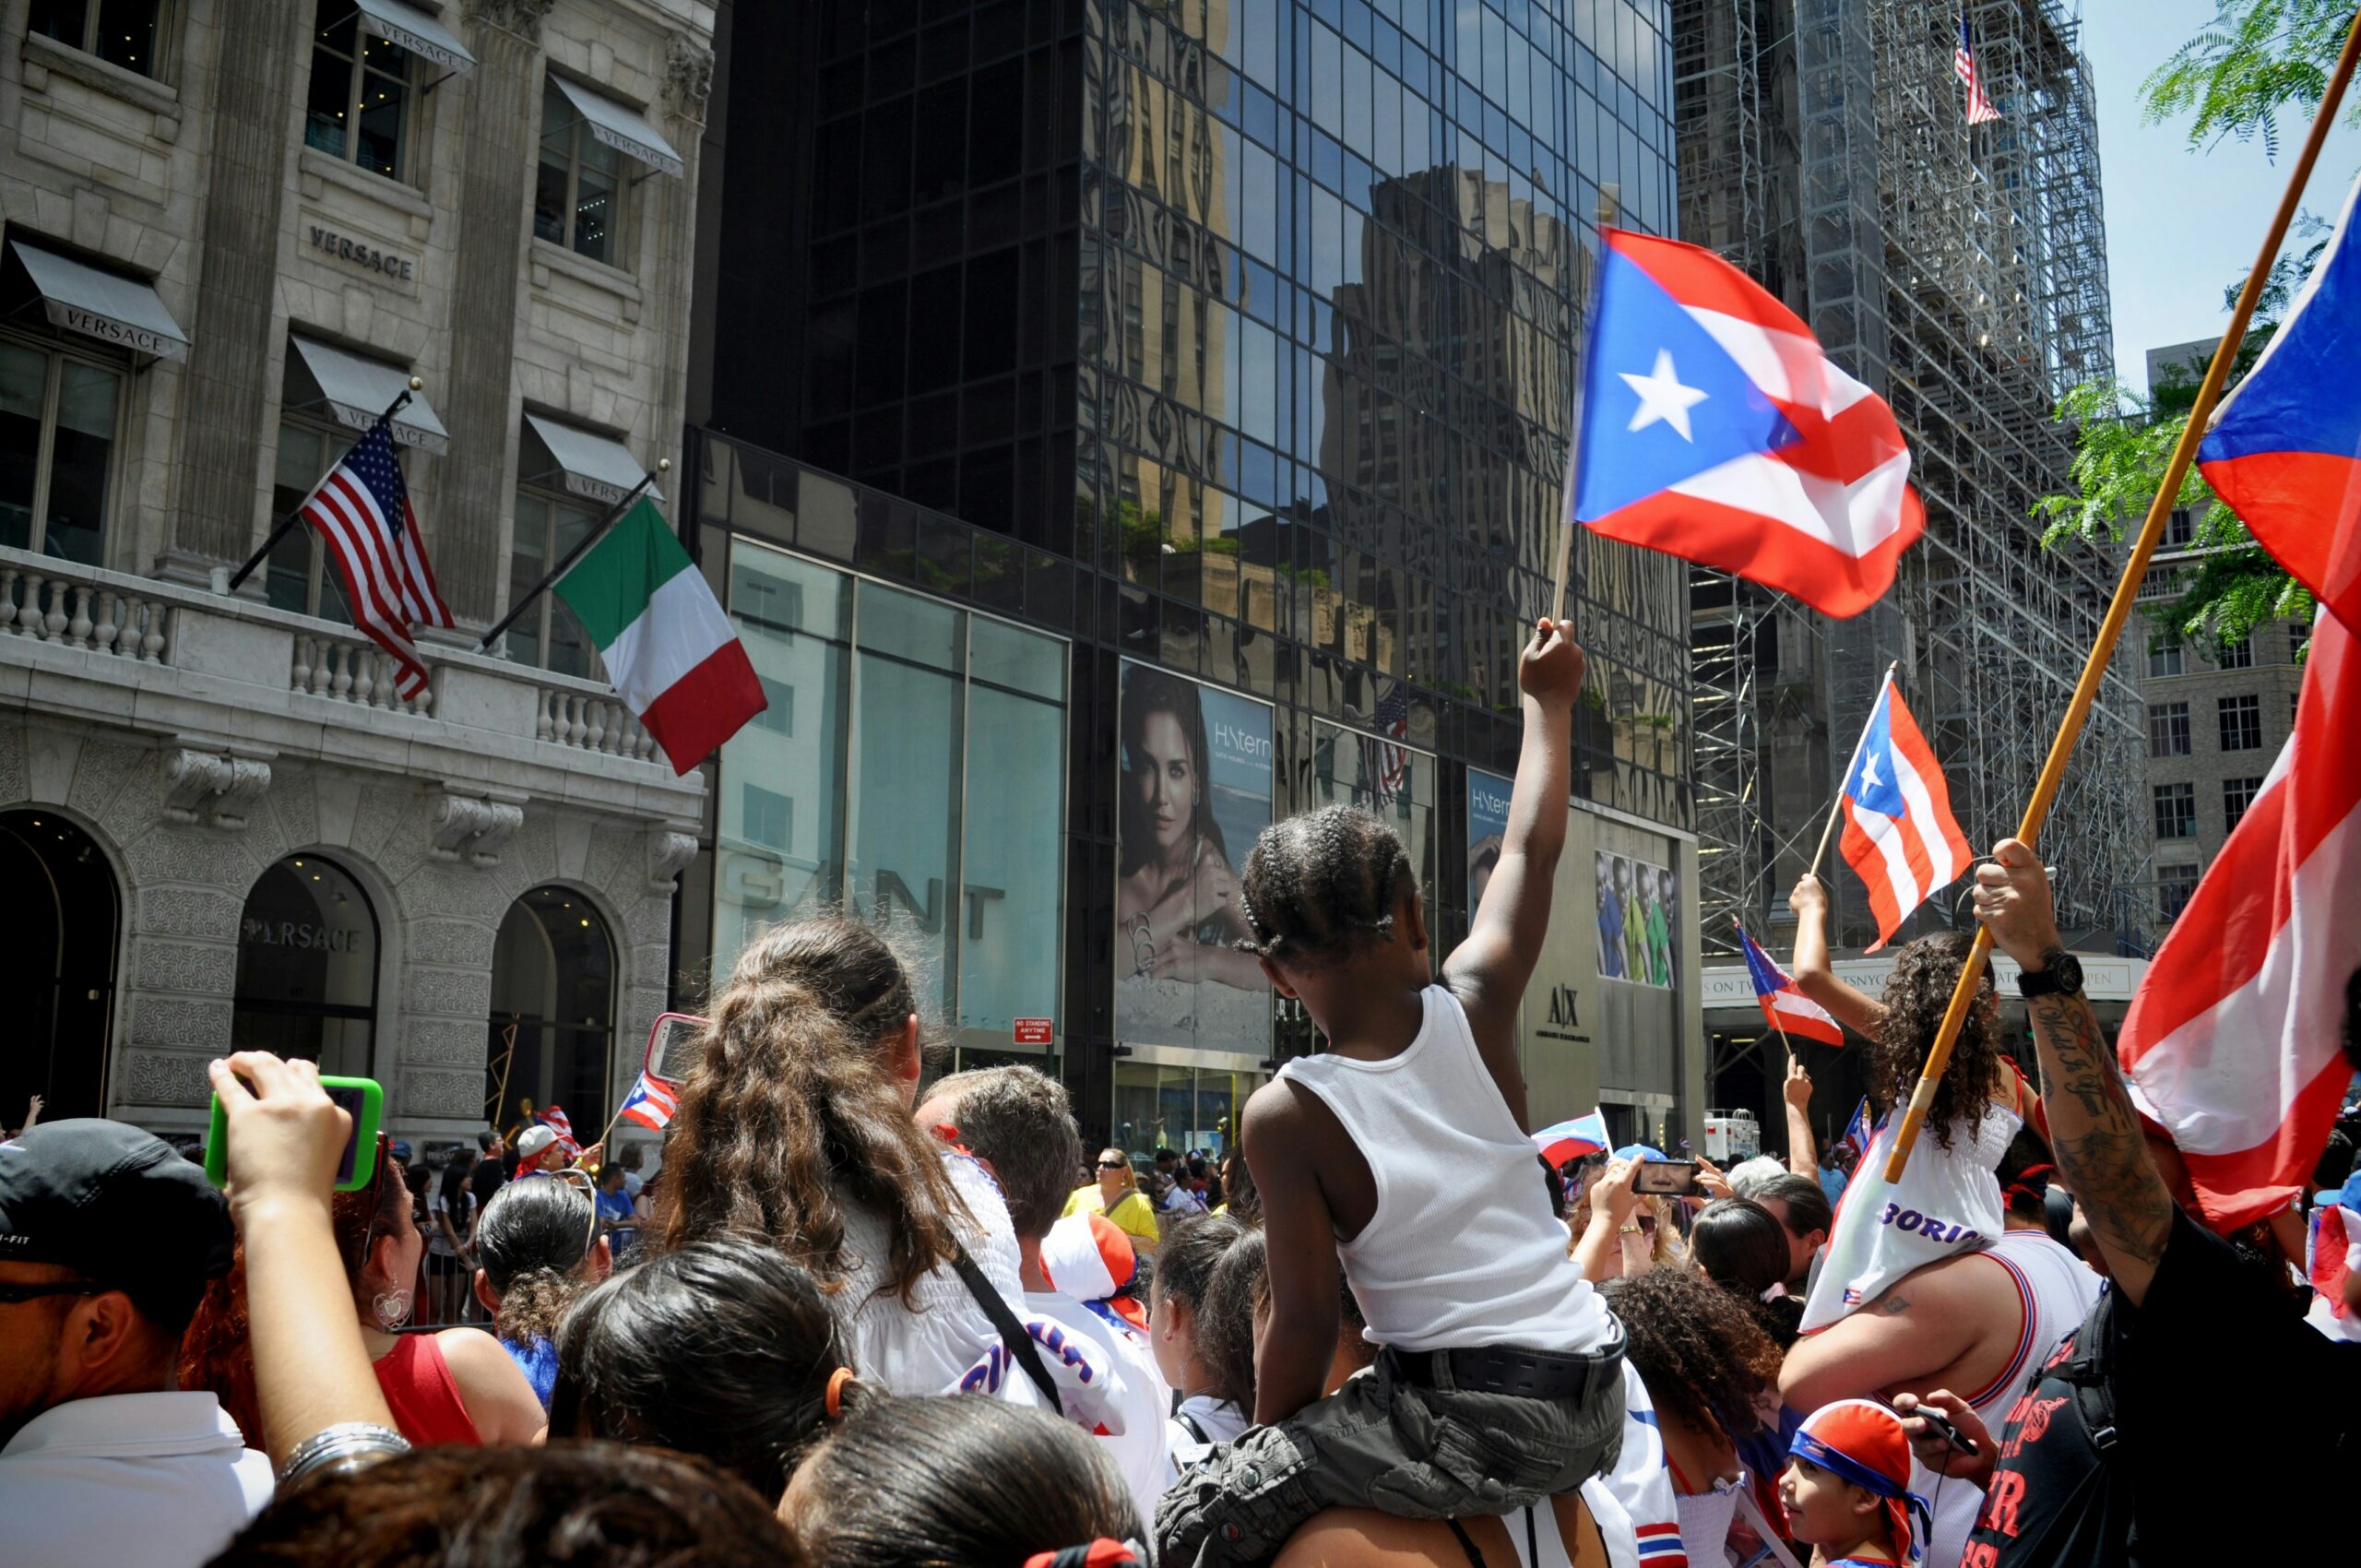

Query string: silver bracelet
278 1421 410 1487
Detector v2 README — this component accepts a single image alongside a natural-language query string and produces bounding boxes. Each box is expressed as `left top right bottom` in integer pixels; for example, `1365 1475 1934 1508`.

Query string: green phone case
204 1075 384 1192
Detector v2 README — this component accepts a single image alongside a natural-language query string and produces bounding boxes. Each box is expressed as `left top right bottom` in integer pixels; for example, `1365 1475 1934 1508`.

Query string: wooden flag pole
1807 660 1899 885
1551 186 1619 626
1882 7 2361 1185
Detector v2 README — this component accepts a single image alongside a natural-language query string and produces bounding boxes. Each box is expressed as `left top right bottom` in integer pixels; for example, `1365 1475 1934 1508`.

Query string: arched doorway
1 810 120 1122
486 885 615 1141
231 854 379 1076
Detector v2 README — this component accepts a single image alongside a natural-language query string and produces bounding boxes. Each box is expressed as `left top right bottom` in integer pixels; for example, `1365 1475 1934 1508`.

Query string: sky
2082 0 2361 393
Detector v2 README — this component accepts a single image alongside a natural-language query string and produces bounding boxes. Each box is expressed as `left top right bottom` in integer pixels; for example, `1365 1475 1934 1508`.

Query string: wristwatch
2016 947 2083 1000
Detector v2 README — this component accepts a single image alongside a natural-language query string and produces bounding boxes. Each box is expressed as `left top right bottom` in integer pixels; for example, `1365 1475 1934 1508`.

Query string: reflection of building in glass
694 0 1703 1147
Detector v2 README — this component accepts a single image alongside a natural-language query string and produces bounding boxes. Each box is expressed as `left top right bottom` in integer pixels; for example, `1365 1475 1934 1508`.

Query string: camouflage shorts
1154 1332 1627 1568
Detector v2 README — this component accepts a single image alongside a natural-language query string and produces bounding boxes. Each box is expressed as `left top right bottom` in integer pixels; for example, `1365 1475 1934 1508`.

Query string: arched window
231 854 379 1076
1 810 119 1121
487 885 615 1139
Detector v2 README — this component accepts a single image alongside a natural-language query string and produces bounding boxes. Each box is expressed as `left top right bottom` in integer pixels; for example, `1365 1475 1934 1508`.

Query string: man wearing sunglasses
0 1120 273 1567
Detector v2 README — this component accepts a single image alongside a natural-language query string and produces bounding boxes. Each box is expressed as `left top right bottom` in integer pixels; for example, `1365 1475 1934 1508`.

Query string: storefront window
231 855 377 1078
1111 1059 1257 1161
27 0 161 78
487 885 615 1139
714 541 1068 1046
0 335 121 565
536 79 623 266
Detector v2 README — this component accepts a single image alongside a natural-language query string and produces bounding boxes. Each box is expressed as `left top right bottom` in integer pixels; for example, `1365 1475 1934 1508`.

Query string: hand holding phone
1891 1391 1993 1486
204 1055 383 1199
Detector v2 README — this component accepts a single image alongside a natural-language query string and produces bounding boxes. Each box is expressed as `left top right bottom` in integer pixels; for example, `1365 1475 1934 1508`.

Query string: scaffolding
1680 0 2148 961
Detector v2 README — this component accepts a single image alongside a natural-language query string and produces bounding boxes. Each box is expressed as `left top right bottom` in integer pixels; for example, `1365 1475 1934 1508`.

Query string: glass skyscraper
691 0 1700 1147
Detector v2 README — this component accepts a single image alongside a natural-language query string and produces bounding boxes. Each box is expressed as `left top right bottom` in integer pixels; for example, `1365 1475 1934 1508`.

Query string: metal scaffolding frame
1679 0 2149 962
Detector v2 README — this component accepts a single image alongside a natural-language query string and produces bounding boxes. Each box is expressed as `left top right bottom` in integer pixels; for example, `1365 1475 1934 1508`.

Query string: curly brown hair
1603 1265 1783 1442
1871 932 2003 1152
657 915 971 1307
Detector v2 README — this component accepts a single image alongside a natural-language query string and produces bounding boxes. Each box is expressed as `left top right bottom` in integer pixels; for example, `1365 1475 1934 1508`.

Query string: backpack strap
2052 1289 2118 1455
949 1245 1062 1415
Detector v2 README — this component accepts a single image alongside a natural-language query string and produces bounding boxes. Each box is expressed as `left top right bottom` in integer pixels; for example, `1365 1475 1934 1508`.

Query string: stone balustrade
0 546 703 824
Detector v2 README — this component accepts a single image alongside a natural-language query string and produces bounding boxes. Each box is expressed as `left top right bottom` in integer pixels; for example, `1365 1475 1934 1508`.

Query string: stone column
647 31 713 505
436 0 557 628
159 5 311 582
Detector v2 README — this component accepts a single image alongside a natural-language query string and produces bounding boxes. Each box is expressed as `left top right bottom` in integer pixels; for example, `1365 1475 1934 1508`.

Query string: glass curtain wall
715 539 1069 1041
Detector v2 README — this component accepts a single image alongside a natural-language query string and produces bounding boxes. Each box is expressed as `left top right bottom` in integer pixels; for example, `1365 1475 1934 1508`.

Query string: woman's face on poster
1133 708 1198 857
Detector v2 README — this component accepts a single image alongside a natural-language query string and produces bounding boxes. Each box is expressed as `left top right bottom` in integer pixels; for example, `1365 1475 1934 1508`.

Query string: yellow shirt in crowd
1062 1183 1161 1249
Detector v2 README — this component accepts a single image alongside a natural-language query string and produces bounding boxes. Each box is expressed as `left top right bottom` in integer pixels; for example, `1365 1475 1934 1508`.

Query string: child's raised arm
1442 616 1584 1121
1242 1081 1346 1424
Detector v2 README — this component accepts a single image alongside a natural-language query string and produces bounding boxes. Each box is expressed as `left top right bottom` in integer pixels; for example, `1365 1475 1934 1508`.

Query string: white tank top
1276 985 1615 1355
1959 1229 2104 1422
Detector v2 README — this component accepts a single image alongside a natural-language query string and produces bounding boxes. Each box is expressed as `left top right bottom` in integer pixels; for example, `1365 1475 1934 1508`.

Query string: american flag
297 418 454 700
616 1070 680 1134
1954 13 2001 125
1357 683 1411 805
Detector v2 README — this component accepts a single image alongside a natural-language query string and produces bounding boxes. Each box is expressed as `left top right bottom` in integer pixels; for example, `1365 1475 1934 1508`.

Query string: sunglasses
0 1280 107 1305
1098 1159 1129 1170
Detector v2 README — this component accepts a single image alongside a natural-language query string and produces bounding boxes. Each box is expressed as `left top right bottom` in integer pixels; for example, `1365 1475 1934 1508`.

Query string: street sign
1014 1017 1054 1046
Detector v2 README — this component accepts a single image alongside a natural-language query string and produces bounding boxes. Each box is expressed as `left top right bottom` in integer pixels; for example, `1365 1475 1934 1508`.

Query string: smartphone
204 1075 385 1193
1631 1158 1703 1197
1909 1405 1979 1456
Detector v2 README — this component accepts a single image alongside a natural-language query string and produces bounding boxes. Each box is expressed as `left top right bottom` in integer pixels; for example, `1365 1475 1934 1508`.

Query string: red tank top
374 1333 481 1446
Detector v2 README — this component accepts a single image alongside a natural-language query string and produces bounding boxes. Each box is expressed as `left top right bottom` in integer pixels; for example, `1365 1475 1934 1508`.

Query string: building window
2291 622 2311 663
505 487 602 677
535 79 623 266
2146 630 2182 679
742 782 790 851
2224 775 2264 832
2147 700 2190 757
26 0 160 78
2165 506 2194 547
2158 864 2200 924
0 334 123 565
266 421 356 624
2217 693 2262 752
753 676 795 735
304 3 413 182
2151 782 2196 841
2217 635 2253 670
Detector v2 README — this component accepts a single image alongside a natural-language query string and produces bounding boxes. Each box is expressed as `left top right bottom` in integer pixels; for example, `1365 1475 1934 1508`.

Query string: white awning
549 77 684 179
8 239 187 361
352 0 473 76
522 413 661 505
287 334 449 455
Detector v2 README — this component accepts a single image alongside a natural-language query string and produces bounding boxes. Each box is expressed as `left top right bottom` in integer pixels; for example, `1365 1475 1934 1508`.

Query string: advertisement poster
1596 849 1679 989
1115 661 1273 1052
1465 766 1513 918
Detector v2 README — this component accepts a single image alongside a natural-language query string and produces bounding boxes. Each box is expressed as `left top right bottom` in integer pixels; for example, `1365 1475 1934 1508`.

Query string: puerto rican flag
1571 228 1923 619
2119 606 2361 1231
1533 1109 1612 1168
2198 169 2361 634
1839 1096 1876 1165
1836 672 1971 952
536 1103 583 1158
616 1070 680 1134
1737 921 1845 1047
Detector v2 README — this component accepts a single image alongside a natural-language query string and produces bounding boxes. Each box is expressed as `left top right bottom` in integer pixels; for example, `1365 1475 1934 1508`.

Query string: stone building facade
1 0 715 1145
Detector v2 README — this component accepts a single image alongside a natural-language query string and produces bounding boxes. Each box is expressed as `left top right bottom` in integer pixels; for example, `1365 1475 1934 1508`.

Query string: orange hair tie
824 1367 854 1421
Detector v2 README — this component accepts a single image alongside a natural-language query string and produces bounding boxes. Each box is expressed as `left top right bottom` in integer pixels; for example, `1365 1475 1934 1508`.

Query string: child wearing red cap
1778 1399 1932 1568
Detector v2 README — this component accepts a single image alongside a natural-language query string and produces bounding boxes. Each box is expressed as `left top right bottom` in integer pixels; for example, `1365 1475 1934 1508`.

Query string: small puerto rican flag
1634 1520 1687 1567
1835 672 1971 954
1839 1096 1877 1165
616 1071 680 1134
1738 922 1844 1047
1533 1109 1612 1168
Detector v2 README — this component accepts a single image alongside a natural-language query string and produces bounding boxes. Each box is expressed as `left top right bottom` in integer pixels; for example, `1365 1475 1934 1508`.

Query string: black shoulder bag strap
949 1244 1062 1415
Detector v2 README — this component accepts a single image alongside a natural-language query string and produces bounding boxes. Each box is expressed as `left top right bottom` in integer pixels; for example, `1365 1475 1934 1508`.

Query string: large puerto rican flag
1571 228 1923 619
1737 921 1845 1046
2120 606 2361 1230
1837 671 1971 953
2197 169 2361 633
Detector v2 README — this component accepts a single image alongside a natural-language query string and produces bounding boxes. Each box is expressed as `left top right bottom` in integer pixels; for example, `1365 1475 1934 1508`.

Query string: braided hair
1237 805 1417 970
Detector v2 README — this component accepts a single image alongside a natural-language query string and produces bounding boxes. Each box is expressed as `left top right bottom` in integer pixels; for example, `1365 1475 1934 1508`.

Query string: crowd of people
2 613 2355 1567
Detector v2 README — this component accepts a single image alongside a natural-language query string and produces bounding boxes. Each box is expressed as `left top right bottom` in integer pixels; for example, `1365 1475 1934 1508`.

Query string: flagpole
1883 6 2361 1186
1807 661 1898 884
1552 185 1620 626
223 381 419 595
477 457 670 653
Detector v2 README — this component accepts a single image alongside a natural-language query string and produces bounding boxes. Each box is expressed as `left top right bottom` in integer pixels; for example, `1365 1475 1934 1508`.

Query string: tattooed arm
1973 839 2177 1305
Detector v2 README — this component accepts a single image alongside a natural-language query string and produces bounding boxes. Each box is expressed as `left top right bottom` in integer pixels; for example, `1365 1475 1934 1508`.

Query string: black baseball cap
0 1119 235 1326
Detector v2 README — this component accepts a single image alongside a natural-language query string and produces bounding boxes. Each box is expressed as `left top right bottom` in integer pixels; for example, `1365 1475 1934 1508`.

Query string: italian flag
555 498 765 775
